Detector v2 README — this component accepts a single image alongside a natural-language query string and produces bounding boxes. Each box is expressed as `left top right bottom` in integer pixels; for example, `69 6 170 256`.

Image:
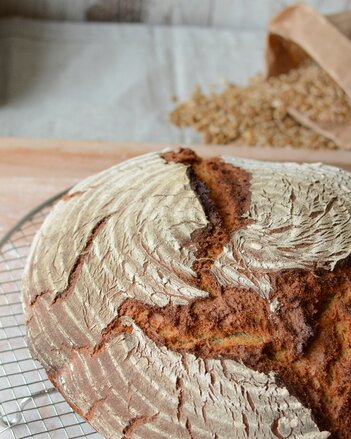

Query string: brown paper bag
266 3 351 149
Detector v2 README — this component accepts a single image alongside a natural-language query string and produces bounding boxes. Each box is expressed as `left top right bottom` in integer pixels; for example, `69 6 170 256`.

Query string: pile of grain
169 61 351 149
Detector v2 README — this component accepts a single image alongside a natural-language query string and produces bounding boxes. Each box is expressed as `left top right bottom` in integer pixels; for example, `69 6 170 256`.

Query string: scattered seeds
169 61 351 149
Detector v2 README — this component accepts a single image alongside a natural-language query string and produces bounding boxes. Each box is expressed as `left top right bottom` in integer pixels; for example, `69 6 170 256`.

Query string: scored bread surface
23 150 351 439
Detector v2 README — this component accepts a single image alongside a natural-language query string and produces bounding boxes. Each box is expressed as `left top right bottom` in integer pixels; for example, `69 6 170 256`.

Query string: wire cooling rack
0 194 102 439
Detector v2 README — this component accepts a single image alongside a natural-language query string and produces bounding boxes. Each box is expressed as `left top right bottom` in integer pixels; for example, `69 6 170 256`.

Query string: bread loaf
23 149 351 438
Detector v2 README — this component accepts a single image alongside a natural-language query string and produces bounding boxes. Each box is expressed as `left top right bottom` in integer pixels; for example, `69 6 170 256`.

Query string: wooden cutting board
1 137 350 237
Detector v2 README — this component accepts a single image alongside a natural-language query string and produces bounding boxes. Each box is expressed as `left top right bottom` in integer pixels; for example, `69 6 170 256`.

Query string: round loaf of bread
23 149 351 439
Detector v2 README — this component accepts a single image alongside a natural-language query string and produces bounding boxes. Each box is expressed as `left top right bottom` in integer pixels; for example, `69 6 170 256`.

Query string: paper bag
266 3 351 149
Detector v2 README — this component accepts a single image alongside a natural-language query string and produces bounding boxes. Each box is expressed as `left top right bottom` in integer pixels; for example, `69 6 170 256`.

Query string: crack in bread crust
116 149 351 439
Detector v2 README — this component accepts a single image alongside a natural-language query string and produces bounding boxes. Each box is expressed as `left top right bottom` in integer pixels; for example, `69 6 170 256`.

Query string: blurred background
0 0 349 143
0 4 351 439
0 0 347 25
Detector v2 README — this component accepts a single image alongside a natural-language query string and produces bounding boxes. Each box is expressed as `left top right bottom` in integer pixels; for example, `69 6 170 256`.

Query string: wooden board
1 137 350 237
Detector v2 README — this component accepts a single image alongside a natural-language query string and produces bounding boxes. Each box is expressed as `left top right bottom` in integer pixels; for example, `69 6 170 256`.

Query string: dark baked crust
117 149 351 439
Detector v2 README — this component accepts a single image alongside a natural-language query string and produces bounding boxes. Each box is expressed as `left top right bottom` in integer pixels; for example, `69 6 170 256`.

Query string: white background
0 0 348 142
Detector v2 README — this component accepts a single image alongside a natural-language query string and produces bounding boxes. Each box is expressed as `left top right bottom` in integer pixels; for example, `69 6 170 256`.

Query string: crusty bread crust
23 149 351 439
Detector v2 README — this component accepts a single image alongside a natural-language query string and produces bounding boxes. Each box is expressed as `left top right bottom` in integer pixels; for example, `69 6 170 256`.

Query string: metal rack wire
0 194 102 439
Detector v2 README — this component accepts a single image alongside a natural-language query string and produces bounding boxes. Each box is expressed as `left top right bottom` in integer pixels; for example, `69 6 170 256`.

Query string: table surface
1 137 350 239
